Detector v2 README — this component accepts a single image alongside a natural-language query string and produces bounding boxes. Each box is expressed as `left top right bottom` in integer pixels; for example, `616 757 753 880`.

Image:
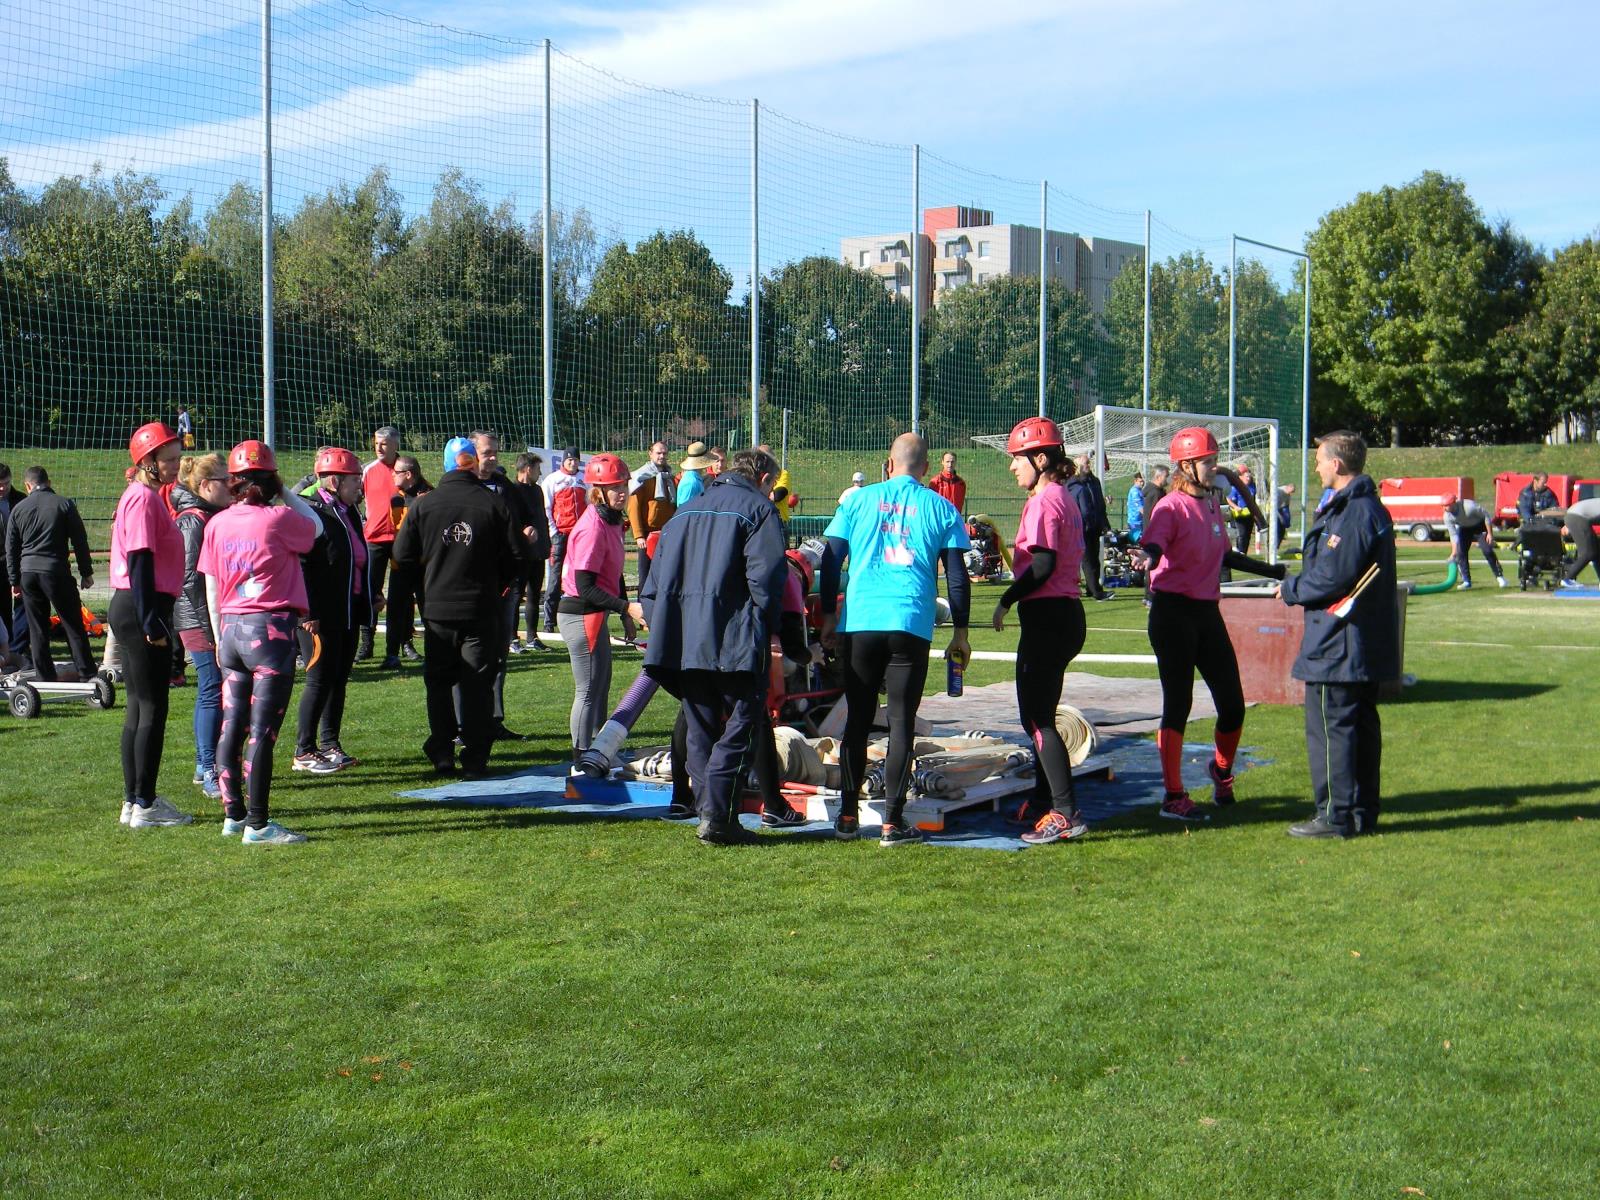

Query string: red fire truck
1379 477 1472 542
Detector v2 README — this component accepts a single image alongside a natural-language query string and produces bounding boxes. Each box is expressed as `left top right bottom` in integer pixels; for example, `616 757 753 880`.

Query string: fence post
1142 209 1151 411
1227 233 1237 420
1038 180 1048 418
1302 256 1312 542
750 98 761 448
260 0 275 445
910 144 921 436
541 39 554 452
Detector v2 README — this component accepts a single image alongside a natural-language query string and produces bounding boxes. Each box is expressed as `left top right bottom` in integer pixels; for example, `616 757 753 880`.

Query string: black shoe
379 655 401 670
664 801 699 821
696 819 750 845
833 811 861 841
429 757 458 776
399 643 422 662
489 723 527 742
355 633 374 662
879 821 925 847
460 760 491 779
1287 816 1352 839
761 803 809 828
541 622 557 635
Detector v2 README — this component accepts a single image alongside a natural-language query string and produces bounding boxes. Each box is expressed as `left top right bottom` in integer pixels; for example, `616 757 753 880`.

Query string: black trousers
1146 592 1245 734
108 589 175 803
295 623 357 755
520 559 546 643
1232 517 1255 555
542 531 570 630
1016 597 1087 813
840 630 930 826
1081 535 1106 598
19 569 95 680
364 540 393 647
636 544 652 598
424 617 496 771
678 669 765 829
1452 525 1502 585
1304 680 1382 834
387 560 420 654
1566 515 1600 583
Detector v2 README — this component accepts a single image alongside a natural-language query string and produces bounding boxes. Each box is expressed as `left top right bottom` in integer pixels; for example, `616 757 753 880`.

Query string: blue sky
4 0 1596 272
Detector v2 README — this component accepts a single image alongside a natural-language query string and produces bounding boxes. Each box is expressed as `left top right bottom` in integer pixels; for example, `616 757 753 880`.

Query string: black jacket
1280 474 1399 684
479 472 536 585
391 470 527 624
172 483 225 637
641 472 786 681
4 486 93 581
1067 473 1109 537
513 479 551 561
1517 484 1560 524
301 491 376 632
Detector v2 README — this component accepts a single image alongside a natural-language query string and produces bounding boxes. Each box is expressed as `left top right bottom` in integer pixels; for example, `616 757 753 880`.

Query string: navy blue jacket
641 472 786 682
1066 473 1109 537
1279 474 1398 684
1517 484 1559 524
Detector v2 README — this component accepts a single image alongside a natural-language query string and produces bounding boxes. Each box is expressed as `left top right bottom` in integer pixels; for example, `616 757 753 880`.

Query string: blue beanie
443 436 476 475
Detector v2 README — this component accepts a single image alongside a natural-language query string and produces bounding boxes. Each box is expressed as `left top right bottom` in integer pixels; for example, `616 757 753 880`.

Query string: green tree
1103 250 1227 413
1305 171 1521 445
1500 235 1600 442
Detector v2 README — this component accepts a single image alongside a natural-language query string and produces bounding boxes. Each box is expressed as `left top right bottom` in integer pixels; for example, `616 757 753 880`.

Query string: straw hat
681 441 716 470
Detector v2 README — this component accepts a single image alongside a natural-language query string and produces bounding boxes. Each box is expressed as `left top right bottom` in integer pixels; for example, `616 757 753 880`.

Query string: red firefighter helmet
228 440 277 474
1168 426 1219 464
1006 416 1064 455
584 453 629 487
314 446 362 476
785 548 815 596
128 422 180 465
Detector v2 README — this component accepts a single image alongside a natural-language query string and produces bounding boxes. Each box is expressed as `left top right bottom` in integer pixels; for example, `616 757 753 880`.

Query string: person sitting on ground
1442 494 1506 590
1518 473 1561 525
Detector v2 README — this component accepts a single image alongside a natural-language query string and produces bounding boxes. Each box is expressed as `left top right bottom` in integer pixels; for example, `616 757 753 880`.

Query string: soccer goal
974 405 1283 560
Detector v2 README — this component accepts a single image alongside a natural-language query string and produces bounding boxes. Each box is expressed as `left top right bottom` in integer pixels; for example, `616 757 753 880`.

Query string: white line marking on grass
1428 640 1600 651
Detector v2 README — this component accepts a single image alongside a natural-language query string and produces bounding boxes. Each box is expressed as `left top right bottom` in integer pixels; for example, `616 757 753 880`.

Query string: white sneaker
242 821 306 845
292 751 339 774
1457 581 1472 591
128 796 194 828
119 800 133 826
1496 576 1508 588
221 816 247 836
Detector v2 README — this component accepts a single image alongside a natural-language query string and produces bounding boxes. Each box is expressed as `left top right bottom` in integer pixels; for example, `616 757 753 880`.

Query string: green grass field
3 544 1597 1198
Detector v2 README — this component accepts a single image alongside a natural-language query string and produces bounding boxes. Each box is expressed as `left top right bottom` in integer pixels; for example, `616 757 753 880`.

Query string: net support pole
260 0 275 445
1093 405 1105 496
1302 256 1312 543
541 39 554 452
781 408 789 470
1038 180 1048 418
910 143 921 436
749 97 761 448
1267 420 1280 566
1142 209 1151 412
1227 234 1238 423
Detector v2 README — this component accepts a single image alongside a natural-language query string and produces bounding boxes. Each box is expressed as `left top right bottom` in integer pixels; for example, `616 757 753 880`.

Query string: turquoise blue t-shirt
824 474 970 641
676 470 705 506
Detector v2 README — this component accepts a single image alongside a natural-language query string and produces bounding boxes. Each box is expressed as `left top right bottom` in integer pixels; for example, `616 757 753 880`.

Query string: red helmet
1441 492 1458 508
1168 426 1219 464
785 548 815 596
315 446 361 476
584 453 629 487
228 440 277 474
1007 416 1063 455
128 422 180 465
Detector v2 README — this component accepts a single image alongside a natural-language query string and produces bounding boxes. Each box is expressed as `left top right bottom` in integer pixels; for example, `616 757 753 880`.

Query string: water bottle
946 656 964 697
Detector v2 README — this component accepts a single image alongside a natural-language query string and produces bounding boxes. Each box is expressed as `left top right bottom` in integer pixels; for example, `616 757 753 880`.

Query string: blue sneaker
200 770 221 800
221 816 247 837
241 821 306 845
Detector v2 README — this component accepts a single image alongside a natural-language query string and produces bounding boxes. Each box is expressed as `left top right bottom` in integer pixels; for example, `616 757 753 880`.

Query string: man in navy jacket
641 448 787 844
1277 431 1398 838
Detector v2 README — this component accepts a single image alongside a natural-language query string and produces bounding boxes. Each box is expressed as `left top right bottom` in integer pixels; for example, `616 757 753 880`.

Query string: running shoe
199 770 222 800
221 816 247 837
128 796 194 828
508 638 526 655
1207 759 1236 806
242 821 307 845
1496 575 1509 589
192 767 205 785
833 811 861 841
119 800 132 826
878 821 925 847
320 745 358 769
663 801 698 821
1159 791 1209 823
760 803 809 828
1021 809 1089 844
292 751 339 774
379 654 402 670
1457 581 1472 591
1003 798 1051 827
399 643 422 662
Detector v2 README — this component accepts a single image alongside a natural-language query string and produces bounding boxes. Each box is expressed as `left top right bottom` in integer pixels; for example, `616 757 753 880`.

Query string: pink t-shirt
110 482 184 595
561 505 624 600
198 503 319 615
782 568 806 616
1012 482 1085 601
319 489 368 596
1144 489 1230 601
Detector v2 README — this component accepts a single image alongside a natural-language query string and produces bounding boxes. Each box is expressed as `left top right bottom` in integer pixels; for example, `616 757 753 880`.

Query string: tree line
1 160 1593 453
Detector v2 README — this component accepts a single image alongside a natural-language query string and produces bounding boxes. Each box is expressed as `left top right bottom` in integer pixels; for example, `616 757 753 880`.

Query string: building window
1119 255 1127 269
977 273 988 284
1053 246 1061 264
1105 252 1112 268
858 250 869 268
978 241 991 258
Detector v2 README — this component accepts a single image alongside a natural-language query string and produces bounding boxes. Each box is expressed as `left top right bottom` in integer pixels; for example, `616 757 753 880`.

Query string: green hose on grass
1409 560 1460 595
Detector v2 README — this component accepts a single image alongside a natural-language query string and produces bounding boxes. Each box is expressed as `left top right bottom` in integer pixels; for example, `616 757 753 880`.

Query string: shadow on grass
1396 679 1557 704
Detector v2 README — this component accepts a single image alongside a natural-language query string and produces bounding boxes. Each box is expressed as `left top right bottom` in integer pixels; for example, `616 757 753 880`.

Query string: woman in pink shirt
110 422 190 829
557 454 645 758
1136 427 1282 822
991 417 1090 845
198 441 320 845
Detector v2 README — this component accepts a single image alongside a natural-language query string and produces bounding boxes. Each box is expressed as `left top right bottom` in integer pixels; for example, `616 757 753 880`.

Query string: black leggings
1016 597 1087 813
109 589 175 803
295 623 357 755
1146 592 1245 734
840 631 930 825
217 610 298 828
